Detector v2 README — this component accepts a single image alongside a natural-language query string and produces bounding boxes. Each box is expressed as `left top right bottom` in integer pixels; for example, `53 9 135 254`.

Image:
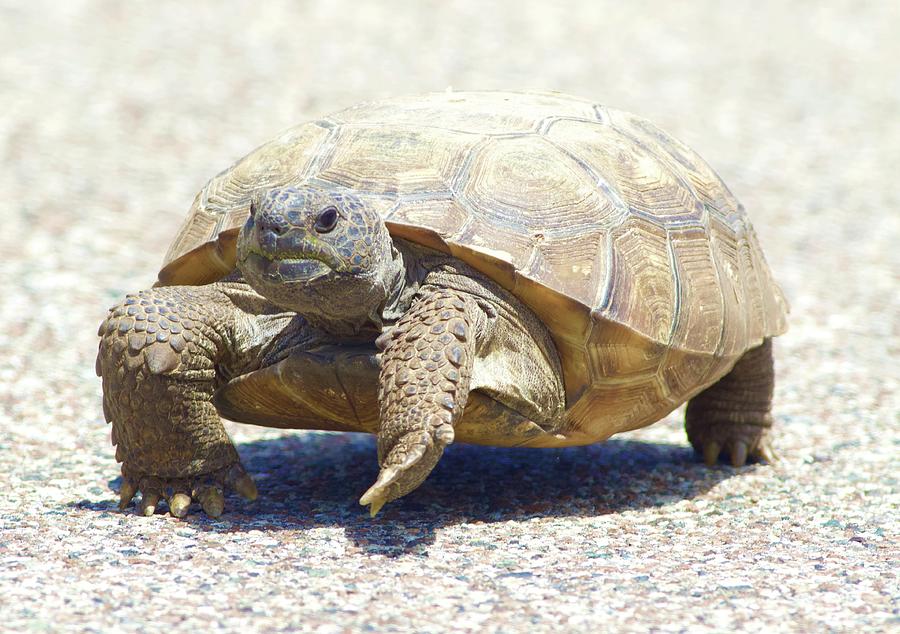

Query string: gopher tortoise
97 91 788 518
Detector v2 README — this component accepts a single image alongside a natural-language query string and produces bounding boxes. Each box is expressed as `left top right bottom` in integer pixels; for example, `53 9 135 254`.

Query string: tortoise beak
241 251 331 283
275 257 331 281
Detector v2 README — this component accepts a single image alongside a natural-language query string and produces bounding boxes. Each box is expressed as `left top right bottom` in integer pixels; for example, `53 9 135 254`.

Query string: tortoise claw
703 441 721 466
196 486 225 518
359 488 388 518
120 462 257 519
168 492 192 518
359 466 403 517
359 431 441 517
730 441 748 467
756 437 779 463
234 474 258 502
118 479 138 510
692 421 776 469
226 465 258 501
140 492 160 516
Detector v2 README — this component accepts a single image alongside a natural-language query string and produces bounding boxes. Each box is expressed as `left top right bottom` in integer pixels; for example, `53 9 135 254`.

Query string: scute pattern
668 226 725 354
547 118 706 226
159 91 787 443
604 217 675 345
709 217 750 356
462 136 599 229
316 125 474 196
524 228 607 310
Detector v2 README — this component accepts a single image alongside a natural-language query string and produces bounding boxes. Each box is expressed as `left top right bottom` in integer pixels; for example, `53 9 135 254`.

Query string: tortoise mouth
240 251 332 284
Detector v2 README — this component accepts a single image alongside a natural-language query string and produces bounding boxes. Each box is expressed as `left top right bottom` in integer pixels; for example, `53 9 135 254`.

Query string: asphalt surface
1 1 897 632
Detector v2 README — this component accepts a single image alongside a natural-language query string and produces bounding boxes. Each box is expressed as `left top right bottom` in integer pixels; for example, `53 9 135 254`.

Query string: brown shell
158 91 787 444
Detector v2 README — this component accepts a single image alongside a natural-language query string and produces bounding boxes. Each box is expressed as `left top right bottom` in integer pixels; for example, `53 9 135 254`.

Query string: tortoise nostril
258 213 290 237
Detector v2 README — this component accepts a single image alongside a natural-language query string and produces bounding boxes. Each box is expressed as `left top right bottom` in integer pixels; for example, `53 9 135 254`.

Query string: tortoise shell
157 91 787 444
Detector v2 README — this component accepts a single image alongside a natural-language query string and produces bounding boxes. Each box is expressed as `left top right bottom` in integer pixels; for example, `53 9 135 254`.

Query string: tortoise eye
315 206 339 233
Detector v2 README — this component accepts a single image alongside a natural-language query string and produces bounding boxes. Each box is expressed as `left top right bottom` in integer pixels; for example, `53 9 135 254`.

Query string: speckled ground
1 1 897 632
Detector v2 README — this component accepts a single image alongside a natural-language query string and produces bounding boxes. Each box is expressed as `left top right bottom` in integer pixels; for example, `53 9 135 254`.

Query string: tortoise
97 90 788 518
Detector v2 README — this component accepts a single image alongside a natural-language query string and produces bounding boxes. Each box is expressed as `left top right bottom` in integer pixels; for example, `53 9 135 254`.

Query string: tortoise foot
689 422 777 468
685 339 777 468
118 462 258 519
359 426 450 517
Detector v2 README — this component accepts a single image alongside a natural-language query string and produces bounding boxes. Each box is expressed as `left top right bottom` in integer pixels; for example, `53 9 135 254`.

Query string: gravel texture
1 1 898 632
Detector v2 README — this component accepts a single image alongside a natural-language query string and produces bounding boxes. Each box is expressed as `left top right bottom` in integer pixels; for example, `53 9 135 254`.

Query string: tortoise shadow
83 431 746 557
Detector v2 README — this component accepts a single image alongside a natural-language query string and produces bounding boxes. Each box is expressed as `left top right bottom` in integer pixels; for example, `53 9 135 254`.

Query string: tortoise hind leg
685 338 777 467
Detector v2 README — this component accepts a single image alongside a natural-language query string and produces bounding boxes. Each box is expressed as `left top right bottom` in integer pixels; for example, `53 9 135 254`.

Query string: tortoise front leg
359 288 481 516
685 338 777 467
97 282 292 517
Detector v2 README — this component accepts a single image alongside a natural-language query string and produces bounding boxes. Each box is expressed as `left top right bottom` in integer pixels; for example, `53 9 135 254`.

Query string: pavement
1 1 897 632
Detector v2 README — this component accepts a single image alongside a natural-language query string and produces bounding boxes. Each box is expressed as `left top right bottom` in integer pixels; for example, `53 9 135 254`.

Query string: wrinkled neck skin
380 240 429 325
295 240 427 340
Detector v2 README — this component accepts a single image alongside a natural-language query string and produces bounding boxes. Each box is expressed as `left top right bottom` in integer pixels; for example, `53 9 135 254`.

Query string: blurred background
1 1 897 631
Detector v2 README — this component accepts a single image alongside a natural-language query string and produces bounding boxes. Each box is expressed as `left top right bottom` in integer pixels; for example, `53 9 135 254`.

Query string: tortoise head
236 185 399 333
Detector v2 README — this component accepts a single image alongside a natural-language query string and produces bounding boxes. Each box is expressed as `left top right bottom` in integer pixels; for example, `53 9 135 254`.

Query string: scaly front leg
359 288 482 516
97 282 291 518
